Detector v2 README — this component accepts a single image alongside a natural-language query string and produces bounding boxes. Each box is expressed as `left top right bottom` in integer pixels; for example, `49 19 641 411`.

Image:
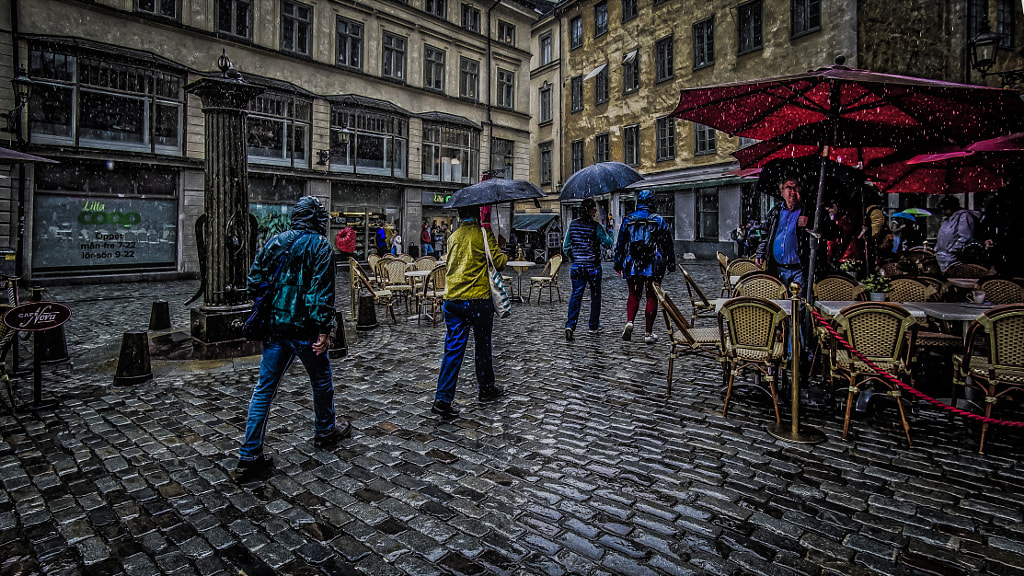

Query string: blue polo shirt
772 206 802 267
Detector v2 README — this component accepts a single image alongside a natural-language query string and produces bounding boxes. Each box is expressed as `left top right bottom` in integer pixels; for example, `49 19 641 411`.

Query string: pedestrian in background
334 225 356 261
236 196 351 480
391 228 403 255
421 222 433 255
613 189 675 344
935 195 980 270
563 198 613 341
432 205 508 418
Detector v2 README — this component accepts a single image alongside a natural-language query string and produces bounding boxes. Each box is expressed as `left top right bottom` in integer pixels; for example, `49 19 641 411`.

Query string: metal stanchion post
767 285 826 444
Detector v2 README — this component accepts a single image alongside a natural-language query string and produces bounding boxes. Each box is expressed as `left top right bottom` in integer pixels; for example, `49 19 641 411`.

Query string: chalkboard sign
3 301 72 332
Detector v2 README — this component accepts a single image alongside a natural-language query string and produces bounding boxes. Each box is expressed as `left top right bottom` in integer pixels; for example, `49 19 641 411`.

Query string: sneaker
478 385 506 402
622 322 634 341
234 455 273 480
313 421 353 448
588 325 605 333
431 400 460 418
644 333 658 344
565 327 575 342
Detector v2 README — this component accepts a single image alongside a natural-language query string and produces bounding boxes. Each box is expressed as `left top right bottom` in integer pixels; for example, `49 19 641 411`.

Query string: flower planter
869 292 888 302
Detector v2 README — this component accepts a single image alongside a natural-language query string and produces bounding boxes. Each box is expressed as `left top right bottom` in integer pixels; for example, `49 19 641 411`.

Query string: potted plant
862 274 891 301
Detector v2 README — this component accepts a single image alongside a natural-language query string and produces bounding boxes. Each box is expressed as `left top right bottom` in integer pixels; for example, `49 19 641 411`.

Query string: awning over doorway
513 213 558 232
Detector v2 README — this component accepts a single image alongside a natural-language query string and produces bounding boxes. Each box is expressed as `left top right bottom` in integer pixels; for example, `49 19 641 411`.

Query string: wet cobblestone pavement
2 261 1024 575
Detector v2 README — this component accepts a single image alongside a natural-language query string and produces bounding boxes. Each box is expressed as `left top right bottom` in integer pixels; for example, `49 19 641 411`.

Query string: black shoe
234 455 273 480
314 421 352 448
565 328 575 342
478 385 506 403
431 400 460 418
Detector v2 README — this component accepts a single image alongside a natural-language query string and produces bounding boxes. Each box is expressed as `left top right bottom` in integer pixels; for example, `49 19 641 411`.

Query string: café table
507 260 535 303
404 269 432 321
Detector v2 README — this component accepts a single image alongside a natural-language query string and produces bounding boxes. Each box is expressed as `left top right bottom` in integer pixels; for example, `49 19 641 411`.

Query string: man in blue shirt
563 198 614 341
755 178 811 289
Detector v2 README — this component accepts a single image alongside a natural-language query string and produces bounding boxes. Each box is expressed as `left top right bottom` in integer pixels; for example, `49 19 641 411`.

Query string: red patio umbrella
966 132 1024 152
866 150 1019 195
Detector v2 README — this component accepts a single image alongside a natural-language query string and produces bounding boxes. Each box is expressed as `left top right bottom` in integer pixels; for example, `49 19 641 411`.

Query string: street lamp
969 21 1024 89
5 66 33 144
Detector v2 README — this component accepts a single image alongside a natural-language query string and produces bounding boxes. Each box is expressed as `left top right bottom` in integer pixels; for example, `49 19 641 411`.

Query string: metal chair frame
716 251 731 297
677 264 716 325
653 285 723 397
527 255 563 304
352 264 397 324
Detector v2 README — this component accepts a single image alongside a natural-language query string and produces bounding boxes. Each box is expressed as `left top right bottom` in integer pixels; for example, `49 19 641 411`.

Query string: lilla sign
3 301 72 332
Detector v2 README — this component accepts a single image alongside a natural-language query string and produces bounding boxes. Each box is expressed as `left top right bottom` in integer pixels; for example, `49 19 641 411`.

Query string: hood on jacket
636 189 655 210
292 196 329 235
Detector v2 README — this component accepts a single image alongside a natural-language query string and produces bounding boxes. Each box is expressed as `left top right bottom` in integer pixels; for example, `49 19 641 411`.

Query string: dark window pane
29 84 73 137
80 91 146 144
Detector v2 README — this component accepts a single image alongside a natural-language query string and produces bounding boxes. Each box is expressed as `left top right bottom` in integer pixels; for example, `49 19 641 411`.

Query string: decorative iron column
184 52 263 356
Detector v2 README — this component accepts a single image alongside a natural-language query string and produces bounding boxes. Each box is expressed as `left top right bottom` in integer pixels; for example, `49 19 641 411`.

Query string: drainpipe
486 0 500 180
10 0 25 279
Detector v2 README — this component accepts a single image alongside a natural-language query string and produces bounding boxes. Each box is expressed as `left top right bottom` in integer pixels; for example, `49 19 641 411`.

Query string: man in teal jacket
236 196 351 479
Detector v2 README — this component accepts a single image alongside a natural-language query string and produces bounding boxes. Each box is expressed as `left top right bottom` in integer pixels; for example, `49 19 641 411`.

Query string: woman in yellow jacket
432 205 508 418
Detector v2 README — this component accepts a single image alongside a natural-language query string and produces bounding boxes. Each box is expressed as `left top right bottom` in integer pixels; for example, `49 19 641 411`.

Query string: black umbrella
558 162 643 201
443 179 546 209
755 157 866 204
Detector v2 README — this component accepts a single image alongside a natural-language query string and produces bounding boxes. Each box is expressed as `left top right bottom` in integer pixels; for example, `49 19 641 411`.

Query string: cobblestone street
2 260 1024 575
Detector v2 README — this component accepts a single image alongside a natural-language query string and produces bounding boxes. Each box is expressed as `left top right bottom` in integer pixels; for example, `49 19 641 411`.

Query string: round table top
508 260 536 268
404 269 431 277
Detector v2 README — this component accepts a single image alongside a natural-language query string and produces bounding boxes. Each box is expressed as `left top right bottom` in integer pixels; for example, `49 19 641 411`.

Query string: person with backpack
562 198 614 341
613 189 675 344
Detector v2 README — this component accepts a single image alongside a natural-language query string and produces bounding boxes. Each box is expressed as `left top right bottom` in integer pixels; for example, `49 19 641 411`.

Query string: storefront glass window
329 106 408 177
421 122 479 183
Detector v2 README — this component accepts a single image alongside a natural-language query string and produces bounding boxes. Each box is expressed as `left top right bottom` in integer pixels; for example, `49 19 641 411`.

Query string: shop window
28 45 184 155
693 18 714 69
697 188 719 241
490 137 514 180
461 4 480 33
738 0 763 54
657 117 675 161
460 57 479 100
218 0 251 40
421 122 479 183
595 132 609 163
791 0 820 37
281 1 312 56
137 0 178 19
497 68 515 109
329 105 408 177
336 17 363 70
595 2 608 36
247 91 312 168
382 33 407 81
571 139 584 173
540 142 552 185
424 45 445 92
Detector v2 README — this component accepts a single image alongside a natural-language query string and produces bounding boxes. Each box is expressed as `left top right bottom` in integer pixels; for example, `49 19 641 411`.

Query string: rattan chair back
900 251 941 276
974 305 1024 370
912 276 947 301
834 302 917 363
734 272 789 300
945 262 992 279
813 275 865 301
717 251 731 296
726 258 761 278
397 253 414 263
979 278 1024 305
420 264 447 326
888 278 937 302
718 297 787 356
382 259 412 286
528 255 564 303
879 261 908 278
414 256 438 271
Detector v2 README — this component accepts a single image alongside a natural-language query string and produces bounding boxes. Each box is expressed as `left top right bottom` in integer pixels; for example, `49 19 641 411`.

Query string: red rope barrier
808 306 1024 428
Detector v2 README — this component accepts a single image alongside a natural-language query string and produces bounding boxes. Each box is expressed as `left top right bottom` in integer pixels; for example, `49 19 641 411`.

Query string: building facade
0 0 539 281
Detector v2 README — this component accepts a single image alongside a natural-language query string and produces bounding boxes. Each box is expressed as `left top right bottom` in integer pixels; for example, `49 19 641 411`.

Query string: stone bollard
356 294 378 331
149 300 171 330
114 330 153 386
328 310 348 359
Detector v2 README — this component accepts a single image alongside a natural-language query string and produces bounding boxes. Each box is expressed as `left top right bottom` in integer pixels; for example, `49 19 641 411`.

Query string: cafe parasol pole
767 284 826 444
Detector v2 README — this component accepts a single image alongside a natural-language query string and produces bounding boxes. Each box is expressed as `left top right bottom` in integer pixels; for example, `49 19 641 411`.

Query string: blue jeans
239 337 336 461
777 266 805 293
565 263 603 331
436 299 495 403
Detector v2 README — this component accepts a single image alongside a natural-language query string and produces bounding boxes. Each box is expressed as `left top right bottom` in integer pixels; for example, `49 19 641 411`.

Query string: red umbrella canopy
671 64 1024 147
966 132 1024 152
866 150 1017 194
733 140 897 170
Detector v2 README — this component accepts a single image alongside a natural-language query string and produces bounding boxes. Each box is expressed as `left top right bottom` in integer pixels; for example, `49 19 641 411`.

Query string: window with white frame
421 122 479 183
697 188 719 241
540 142 552 185
137 0 178 19
540 34 552 65
595 1 608 36
571 140 584 172
424 45 445 92
425 0 446 19
570 16 583 49
29 45 185 155
329 105 408 177
281 1 312 56
624 124 640 166
656 117 675 161
595 66 609 104
570 75 583 112
490 138 514 179
595 133 609 163
623 50 639 93
247 92 311 167
695 122 716 155
655 35 673 82
693 18 714 69
622 0 638 22
738 0 763 54
791 0 821 37
461 3 480 32
217 0 251 39
497 68 514 109
382 33 406 81
539 82 552 123
460 57 479 100
498 21 516 45
336 17 363 69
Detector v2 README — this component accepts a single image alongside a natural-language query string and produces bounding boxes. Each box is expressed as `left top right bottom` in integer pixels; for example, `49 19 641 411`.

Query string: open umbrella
866 150 1018 194
671 60 1024 300
443 179 545 209
966 132 1024 152
558 161 643 201
891 212 917 221
754 156 866 204
894 207 932 217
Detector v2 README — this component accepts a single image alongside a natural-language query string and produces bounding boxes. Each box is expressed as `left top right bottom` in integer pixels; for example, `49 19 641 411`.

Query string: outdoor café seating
352 264 397 324
716 251 732 297
677 264 716 325
952 304 1024 454
725 258 761 283
527 254 563 304
979 278 1024 305
888 278 938 303
718 297 787 424
945 262 992 279
653 285 722 398
813 275 866 302
418 264 447 327
734 272 789 300
829 302 917 446
381 259 415 313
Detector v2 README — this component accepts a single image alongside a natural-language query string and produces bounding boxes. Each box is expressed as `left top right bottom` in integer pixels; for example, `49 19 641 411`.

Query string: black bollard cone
36 326 70 364
329 310 348 359
149 300 171 330
114 330 153 386
356 294 378 331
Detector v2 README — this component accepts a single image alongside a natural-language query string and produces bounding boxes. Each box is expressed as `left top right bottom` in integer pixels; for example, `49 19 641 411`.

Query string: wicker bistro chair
829 302 918 446
677 264 716 325
653 285 724 397
397 253 414 264
352 264 397 324
716 251 732 297
418 264 447 326
952 305 1024 453
725 258 762 284
348 257 373 317
913 275 949 302
366 254 382 284
944 262 993 279
734 272 789 300
527 254 564 304
382 259 415 313
888 278 938 303
979 278 1024 305
813 275 866 302
718 297 788 424
414 255 438 271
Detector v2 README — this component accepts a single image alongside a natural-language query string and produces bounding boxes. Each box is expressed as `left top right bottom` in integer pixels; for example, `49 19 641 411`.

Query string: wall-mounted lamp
5 66 33 145
970 20 1024 89
316 149 331 166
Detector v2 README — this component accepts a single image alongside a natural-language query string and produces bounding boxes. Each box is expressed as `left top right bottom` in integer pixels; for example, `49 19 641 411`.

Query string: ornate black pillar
184 53 263 357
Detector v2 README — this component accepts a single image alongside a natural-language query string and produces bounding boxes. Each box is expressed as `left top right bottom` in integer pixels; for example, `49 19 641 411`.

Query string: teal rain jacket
247 198 335 338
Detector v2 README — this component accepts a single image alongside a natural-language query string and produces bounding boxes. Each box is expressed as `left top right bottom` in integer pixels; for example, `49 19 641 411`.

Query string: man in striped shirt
563 198 614 341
